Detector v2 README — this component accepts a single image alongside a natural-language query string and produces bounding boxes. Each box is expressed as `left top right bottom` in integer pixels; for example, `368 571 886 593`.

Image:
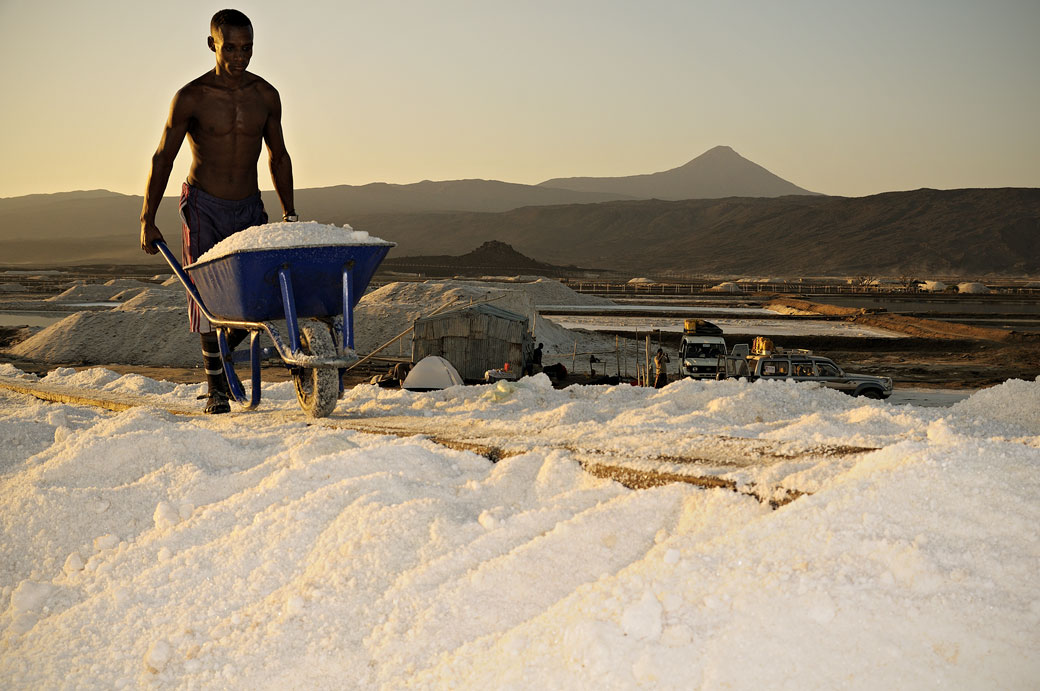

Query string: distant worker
541 362 567 382
372 361 411 388
654 348 670 388
525 342 543 376
392 361 411 383
139 9 298 414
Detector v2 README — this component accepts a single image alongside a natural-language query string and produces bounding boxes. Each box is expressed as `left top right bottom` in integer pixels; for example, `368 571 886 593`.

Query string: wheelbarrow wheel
293 321 339 418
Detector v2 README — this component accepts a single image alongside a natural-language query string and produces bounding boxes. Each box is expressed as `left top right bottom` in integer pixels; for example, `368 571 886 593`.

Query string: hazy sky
1 0 1038 200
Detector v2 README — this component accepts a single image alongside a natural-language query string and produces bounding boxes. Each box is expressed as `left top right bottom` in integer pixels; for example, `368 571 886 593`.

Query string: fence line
557 279 1040 297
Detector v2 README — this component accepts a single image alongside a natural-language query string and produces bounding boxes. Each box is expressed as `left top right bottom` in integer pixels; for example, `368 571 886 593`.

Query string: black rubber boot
200 332 231 414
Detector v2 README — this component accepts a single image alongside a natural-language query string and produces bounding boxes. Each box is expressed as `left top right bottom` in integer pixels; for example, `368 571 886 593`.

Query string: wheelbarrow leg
339 263 355 397
247 331 262 409
217 328 261 410
341 262 355 350
277 266 301 355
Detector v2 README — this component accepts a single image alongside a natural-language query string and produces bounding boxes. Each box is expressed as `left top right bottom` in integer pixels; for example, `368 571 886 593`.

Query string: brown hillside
352 188 1040 276
382 240 584 277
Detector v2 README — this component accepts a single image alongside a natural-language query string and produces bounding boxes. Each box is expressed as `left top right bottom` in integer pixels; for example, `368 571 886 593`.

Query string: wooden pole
645 335 651 387
633 330 638 383
615 335 620 378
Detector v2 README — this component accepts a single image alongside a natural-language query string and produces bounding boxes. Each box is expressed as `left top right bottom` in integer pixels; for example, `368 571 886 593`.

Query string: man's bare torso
181 70 276 201
140 17 294 256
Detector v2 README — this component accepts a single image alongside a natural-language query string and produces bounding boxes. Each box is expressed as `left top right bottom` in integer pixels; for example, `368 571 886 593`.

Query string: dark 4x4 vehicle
749 354 893 399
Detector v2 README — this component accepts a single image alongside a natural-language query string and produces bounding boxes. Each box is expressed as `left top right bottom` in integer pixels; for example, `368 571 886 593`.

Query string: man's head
211 9 252 36
208 9 253 76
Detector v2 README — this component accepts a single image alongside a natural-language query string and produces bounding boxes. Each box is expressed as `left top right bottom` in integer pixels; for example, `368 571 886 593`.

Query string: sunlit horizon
1 1 1038 201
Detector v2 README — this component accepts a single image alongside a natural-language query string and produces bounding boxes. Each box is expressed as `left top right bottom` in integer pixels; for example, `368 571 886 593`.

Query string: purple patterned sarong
179 182 267 333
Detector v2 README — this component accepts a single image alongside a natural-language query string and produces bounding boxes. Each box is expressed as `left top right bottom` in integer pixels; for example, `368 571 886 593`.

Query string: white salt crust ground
0 366 1037 688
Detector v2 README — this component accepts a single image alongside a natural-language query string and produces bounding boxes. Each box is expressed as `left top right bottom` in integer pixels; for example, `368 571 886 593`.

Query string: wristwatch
283 212 298 222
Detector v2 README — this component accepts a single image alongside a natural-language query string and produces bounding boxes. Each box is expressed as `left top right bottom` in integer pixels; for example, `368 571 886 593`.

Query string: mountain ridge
539 145 819 199
1 149 1035 276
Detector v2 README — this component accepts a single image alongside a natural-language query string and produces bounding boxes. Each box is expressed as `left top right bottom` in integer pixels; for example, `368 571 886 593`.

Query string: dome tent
402 356 465 392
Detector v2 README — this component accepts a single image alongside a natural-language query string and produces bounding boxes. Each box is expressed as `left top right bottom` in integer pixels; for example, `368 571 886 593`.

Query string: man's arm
262 86 295 219
140 90 192 254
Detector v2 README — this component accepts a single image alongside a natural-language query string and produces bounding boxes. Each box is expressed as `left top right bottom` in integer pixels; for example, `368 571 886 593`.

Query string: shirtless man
139 9 296 414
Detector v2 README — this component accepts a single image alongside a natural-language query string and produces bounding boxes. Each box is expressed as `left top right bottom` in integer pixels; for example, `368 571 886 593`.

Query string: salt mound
9 308 199 366
115 287 185 311
709 281 742 293
477 275 544 282
485 277 613 307
769 304 817 316
362 277 611 310
920 280 947 292
0 283 26 292
957 282 989 294
628 277 653 284
950 377 1040 435
110 288 149 302
46 279 155 303
46 285 122 303
106 279 148 289
194 222 391 264
356 279 619 363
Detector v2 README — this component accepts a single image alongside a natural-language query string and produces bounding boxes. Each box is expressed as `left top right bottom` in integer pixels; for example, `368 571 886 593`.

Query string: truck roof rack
777 347 814 355
683 318 723 335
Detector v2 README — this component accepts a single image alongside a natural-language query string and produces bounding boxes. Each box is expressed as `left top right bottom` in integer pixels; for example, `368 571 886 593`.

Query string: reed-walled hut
412 304 534 382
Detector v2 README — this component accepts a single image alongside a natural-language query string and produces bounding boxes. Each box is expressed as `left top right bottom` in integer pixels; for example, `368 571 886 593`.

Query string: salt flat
1 364 1037 689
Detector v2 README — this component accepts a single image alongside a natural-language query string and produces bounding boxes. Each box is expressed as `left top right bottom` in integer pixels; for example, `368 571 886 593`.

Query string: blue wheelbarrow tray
186 243 392 323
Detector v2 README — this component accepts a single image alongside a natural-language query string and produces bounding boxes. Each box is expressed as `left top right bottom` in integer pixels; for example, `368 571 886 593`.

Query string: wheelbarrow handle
154 240 191 292
155 240 264 409
153 240 216 323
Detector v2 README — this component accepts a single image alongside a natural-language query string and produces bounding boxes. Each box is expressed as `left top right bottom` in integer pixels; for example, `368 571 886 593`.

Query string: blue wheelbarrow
155 238 394 417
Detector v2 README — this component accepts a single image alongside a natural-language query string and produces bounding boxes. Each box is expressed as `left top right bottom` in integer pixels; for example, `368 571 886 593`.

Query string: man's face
209 24 253 76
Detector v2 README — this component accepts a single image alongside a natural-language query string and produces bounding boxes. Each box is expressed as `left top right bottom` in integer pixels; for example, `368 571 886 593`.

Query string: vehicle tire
293 321 339 418
858 388 883 399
